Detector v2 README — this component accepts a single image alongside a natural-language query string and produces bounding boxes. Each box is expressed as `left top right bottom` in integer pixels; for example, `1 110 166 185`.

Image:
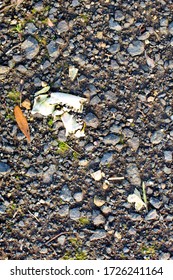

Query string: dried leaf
14 105 31 143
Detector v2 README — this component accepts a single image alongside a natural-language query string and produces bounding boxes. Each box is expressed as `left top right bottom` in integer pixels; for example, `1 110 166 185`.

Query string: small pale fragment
34 86 50 96
22 99 31 110
61 112 84 137
91 170 104 181
31 94 55 116
47 18 54 27
127 188 147 211
145 51 155 68
108 176 124 181
0 66 10 74
94 196 105 207
102 180 109 190
69 65 78 81
114 231 122 240
49 92 87 112
96 31 103 39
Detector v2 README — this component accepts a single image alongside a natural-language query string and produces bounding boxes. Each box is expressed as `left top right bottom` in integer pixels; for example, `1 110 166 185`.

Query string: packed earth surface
0 0 173 260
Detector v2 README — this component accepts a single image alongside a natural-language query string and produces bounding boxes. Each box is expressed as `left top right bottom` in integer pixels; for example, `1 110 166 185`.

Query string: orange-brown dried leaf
14 105 31 143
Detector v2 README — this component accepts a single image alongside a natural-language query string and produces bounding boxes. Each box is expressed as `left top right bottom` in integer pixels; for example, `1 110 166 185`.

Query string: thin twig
108 176 125 181
45 231 71 245
28 210 40 223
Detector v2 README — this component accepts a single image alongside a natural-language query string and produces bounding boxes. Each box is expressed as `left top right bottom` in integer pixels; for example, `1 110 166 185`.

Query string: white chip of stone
69 65 78 81
91 170 104 181
114 231 122 240
94 196 105 207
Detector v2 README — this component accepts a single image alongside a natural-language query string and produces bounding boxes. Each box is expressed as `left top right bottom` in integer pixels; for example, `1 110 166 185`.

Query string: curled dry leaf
14 105 31 143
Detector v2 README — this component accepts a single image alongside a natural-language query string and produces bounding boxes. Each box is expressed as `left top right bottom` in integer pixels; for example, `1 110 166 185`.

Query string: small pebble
84 113 99 128
94 196 105 207
69 207 80 220
145 209 158 220
150 130 164 144
127 40 145 56
100 152 114 165
57 20 69 33
93 214 105 225
90 230 106 241
164 151 172 162
0 162 11 174
91 170 103 181
58 205 69 217
126 163 141 186
149 197 162 209
73 192 83 202
21 36 39 59
60 185 72 202
57 235 66 245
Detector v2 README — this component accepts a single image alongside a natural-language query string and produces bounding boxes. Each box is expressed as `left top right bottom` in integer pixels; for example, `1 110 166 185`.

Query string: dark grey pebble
150 130 164 144
103 134 120 145
60 185 72 202
0 162 11 174
84 113 99 128
149 197 162 209
127 40 144 56
108 43 120 54
47 41 60 58
90 230 106 241
114 10 125 21
42 165 56 183
145 209 158 220
0 203 6 214
21 36 39 59
100 152 114 165
168 21 173 35
126 163 141 186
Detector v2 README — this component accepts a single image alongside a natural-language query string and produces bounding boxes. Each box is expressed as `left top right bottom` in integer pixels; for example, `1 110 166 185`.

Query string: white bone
31 95 55 116
61 112 84 137
48 92 87 112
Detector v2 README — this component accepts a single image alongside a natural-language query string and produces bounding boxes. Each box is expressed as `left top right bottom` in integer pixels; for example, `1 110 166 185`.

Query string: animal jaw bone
31 90 87 138
48 92 87 112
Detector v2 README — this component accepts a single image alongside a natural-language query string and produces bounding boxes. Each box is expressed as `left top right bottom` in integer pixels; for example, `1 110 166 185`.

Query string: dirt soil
0 0 173 260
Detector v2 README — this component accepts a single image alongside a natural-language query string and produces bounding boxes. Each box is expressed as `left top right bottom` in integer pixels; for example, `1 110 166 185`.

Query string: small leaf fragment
14 105 31 143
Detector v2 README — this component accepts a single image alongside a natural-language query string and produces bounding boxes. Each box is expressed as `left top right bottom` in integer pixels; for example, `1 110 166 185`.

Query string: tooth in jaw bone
48 92 87 112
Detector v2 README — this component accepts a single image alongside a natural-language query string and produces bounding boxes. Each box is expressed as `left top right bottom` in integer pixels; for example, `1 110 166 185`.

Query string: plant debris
14 105 31 143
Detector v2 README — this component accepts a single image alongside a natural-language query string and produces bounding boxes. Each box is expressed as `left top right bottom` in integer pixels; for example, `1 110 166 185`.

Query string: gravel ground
0 0 173 260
